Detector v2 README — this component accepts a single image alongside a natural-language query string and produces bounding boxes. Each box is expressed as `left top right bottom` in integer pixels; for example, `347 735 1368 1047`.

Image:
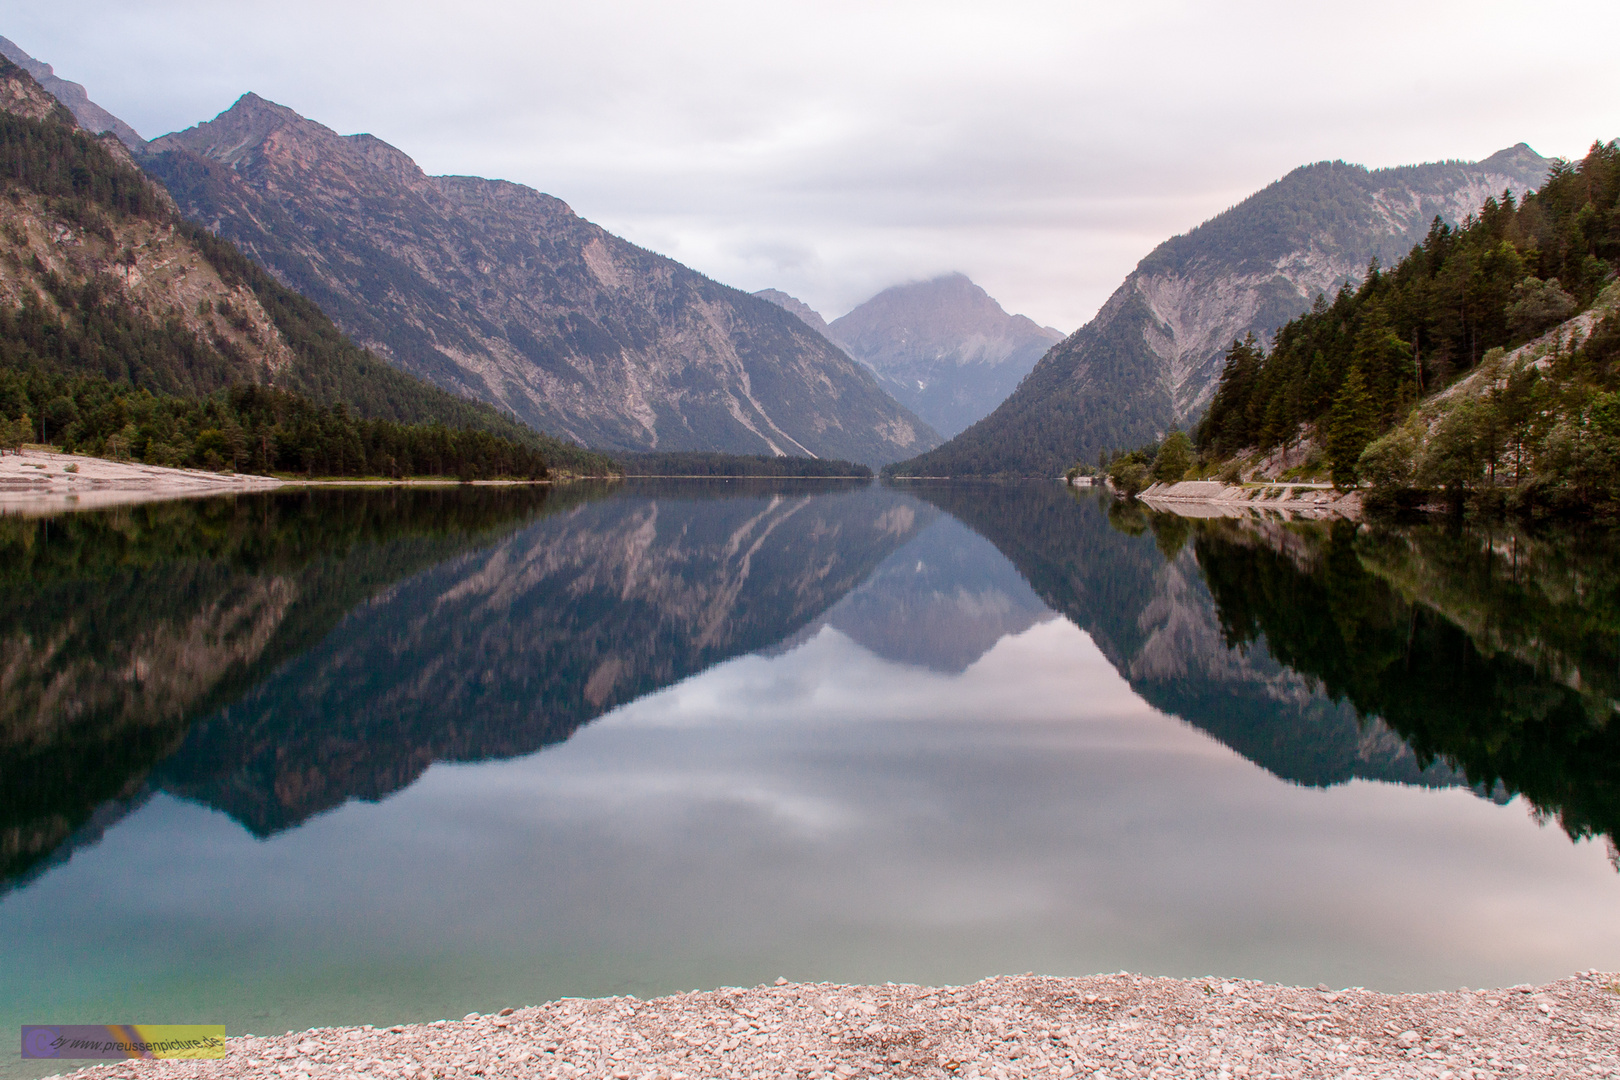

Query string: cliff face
891 146 1553 476
141 96 939 466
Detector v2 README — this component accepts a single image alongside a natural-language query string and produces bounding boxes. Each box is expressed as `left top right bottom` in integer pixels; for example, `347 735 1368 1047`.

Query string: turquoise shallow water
4 482 1619 1079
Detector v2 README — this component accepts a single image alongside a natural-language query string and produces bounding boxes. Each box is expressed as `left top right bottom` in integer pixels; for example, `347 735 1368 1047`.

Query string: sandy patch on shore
0 450 566 515
0 449 283 515
51 972 1617 1080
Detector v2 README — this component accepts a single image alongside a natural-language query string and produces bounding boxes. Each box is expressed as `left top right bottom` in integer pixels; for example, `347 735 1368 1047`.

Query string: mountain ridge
142 94 940 466
0 57 611 474
0 36 143 149
888 145 1553 477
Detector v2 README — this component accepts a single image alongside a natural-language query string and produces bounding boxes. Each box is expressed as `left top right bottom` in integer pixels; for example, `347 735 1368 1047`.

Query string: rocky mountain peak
1480 142 1551 176
831 273 1060 359
0 36 143 148
822 273 1064 438
141 95 938 464
753 289 838 340
0 55 73 125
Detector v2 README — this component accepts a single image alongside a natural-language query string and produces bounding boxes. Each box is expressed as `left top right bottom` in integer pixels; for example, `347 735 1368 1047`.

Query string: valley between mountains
0 33 1605 490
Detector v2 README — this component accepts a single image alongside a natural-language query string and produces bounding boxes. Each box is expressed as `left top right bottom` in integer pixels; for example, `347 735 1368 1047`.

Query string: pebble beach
51 972 1619 1080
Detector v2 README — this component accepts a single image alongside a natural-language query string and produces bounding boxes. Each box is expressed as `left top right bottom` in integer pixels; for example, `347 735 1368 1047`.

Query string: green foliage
1064 460 1097 482
0 278 248 397
1356 415 1423 491
0 364 550 479
1324 366 1378 487
0 104 166 223
1198 139 1620 464
1107 444 1155 497
1416 397 1490 496
617 451 871 478
1507 276 1578 338
1150 430 1192 482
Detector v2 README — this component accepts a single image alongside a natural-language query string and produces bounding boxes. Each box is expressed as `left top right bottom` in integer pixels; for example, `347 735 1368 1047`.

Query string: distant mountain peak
1479 141 1548 174
753 289 838 341
892 145 1554 478
826 273 1064 438
0 36 144 148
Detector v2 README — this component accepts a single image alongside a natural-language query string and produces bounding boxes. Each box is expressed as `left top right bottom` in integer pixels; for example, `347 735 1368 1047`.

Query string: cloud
10 0 1618 327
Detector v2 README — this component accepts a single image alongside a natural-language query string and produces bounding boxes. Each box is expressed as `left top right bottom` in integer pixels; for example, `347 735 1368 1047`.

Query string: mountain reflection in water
910 484 1620 851
4 479 1620 1060
1 481 930 882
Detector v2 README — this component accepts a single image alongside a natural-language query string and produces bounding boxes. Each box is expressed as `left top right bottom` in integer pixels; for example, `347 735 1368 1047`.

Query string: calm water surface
4 480 1620 1076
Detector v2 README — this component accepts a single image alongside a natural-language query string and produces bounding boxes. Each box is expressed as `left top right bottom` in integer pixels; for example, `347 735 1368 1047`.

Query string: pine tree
1325 366 1377 489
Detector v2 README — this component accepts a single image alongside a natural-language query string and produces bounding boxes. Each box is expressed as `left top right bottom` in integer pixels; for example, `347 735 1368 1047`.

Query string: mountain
0 36 143 149
753 288 837 339
140 96 940 466
0 57 595 469
1197 138 1618 499
889 146 1553 476
825 274 1064 438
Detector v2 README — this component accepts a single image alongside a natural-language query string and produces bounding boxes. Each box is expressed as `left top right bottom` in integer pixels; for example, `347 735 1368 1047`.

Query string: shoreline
47 971 1615 1080
0 448 284 516
1135 479 1362 520
0 449 593 516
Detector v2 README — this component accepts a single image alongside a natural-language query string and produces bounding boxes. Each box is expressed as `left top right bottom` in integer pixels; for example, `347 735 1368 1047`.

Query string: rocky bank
51 972 1618 1080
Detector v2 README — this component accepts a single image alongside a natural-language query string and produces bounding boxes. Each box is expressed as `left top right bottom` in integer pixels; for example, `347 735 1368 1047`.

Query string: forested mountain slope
1198 138 1620 509
141 95 939 466
889 145 1551 477
0 58 612 476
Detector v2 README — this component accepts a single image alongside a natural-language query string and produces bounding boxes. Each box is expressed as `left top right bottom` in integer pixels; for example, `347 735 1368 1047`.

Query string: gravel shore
52 972 1618 1080
0 449 282 514
1137 480 1361 521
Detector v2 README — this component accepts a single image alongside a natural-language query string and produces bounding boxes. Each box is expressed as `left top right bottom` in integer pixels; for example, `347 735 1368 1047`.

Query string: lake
4 480 1619 1078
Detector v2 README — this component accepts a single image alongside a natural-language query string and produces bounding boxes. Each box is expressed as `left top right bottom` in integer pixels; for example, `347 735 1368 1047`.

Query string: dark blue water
3 481 1618 1079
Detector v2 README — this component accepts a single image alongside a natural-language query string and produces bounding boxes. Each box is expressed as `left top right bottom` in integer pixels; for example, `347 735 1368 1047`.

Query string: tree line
1195 139 1619 504
1 364 551 479
618 451 872 477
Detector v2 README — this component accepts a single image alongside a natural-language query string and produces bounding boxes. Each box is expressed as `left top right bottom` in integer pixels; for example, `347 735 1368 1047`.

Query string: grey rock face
142 95 939 466
825 273 1064 438
753 288 838 340
0 36 144 148
894 146 1553 476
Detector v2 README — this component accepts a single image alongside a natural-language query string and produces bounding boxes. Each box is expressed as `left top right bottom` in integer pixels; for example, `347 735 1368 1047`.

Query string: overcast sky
9 0 1617 329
